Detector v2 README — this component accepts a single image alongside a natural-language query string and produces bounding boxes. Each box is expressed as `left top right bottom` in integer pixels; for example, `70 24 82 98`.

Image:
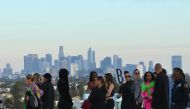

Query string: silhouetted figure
152 63 169 109
57 69 73 109
41 73 55 109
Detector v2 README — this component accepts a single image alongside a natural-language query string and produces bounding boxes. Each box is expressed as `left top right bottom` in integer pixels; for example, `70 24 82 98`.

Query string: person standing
171 68 189 109
105 73 115 109
141 71 155 109
41 73 55 109
33 73 43 109
89 76 107 109
133 69 143 109
117 71 136 109
24 74 41 109
81 71 98 109
57 69 73 109
152 63 169 109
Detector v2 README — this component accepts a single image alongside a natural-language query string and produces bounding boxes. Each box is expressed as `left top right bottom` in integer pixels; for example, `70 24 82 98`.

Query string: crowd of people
82 63 189 109
24 63 190 109
24 69 73 109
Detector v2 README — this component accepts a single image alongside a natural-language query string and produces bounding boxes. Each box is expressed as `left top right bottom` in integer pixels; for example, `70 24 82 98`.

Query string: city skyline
0 46 189 74
0 0 190 73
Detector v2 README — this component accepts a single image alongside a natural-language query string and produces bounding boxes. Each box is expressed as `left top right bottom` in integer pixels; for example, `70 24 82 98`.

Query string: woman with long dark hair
88 71 98 90
141 71 155 109
81 71 98 109
57 69 73 109
105 73 115 109
89 76 107 109
117 71 136 109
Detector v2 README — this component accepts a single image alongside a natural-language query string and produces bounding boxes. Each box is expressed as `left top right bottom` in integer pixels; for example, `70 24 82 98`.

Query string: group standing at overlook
24 63 189 109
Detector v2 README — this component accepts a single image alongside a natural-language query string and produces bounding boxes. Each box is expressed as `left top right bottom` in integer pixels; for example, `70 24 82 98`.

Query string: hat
43 73 52 81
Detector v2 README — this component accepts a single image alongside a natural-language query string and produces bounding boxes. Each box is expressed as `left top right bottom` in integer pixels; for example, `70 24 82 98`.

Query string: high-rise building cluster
0 46 184 79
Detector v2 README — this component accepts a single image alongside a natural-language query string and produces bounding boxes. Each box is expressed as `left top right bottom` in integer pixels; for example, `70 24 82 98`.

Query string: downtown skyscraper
46 54 52 67
87 48 96 70
59 46 64 61
113 55 123 69
172 55 182 69
23 54 40 74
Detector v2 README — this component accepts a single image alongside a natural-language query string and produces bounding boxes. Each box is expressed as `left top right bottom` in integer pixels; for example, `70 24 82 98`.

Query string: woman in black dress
105 73 115 109
89 76 107 109
117 71 136 109
57 69 73 109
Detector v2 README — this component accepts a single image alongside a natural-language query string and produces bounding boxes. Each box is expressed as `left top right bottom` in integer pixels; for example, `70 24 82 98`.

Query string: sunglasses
125 75 130 78
134 72 140 75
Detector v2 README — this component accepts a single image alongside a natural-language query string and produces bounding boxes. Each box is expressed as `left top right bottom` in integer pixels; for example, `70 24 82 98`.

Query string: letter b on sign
116 69 124 84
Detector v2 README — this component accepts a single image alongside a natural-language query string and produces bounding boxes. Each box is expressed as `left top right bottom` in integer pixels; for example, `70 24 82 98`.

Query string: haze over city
0 0 190 73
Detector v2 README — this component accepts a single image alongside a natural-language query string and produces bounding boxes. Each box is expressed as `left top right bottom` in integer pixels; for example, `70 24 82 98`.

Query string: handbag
81 100 91 109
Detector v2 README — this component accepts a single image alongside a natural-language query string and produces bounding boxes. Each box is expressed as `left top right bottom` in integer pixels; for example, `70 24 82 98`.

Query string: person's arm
46 84 54 109
117 85 122 98
162 76 169 109
183 82 189 106
152 77 161 108
149 88 154 100
106 84 114 97
41 83 51 109
87 82 91 90
136 82 143 103
130 82 135 94
141 84 148 99
41 83 47 96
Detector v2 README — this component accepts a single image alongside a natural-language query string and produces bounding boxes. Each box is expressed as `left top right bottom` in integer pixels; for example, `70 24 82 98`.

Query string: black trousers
170 104 186 109
136 102 142 109
106 99 115 109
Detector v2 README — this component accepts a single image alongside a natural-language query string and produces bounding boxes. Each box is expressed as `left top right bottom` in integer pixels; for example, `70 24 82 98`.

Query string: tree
10 80 25 108
4 97 13 108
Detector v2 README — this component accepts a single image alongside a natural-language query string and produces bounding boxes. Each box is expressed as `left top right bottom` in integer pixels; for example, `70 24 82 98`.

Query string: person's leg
106 99 115 109
136 103 142 109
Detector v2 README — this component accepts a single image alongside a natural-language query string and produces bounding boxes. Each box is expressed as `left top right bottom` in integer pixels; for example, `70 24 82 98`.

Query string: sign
116 69 125 84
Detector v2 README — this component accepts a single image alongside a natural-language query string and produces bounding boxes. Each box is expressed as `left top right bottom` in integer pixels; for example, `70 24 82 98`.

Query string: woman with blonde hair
24 74 41 109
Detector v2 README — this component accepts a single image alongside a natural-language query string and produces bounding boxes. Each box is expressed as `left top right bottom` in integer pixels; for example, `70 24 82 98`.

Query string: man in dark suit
152 63 169 109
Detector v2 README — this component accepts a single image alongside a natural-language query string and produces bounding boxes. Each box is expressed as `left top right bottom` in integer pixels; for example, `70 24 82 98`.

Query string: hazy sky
0 0 190 73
